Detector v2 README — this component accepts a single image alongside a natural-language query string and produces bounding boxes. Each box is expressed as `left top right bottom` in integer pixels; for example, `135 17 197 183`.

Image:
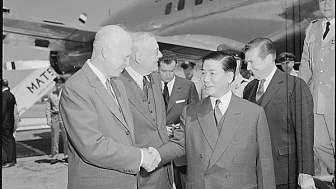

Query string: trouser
314 114 335 175
2 128 16 164
173 163 186 189
50 114 68 160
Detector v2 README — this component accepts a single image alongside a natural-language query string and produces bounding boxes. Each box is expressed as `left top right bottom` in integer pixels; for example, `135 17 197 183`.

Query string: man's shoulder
306 18 323 34
175 75 194 86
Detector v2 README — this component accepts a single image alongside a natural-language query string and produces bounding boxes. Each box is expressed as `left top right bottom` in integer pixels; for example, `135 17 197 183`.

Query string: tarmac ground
2 124 68 189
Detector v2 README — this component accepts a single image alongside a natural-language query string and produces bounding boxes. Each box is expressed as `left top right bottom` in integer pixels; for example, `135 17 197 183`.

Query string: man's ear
101 47 109 59
227 71 235 83
135 51 141 63
265 54 274 64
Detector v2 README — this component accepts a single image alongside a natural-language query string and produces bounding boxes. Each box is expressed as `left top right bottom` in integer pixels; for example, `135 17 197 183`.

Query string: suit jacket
300 18 335 116
2 89 16 130
120 71 185 189
243 69 314 185
165 76 199 126
180 94 275 189
59 62 141 189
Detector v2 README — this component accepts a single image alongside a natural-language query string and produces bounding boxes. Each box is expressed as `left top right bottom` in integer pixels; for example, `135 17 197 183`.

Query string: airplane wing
155 34 245 61
3 12 99 51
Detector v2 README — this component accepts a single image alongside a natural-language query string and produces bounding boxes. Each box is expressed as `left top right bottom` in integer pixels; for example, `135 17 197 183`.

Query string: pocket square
176 99 185 104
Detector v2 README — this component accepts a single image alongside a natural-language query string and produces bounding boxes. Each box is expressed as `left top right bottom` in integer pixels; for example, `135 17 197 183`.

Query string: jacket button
199 154 203 158
226 173 230 178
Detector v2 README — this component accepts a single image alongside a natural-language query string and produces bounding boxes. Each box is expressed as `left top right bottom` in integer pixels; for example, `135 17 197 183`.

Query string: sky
3 0 137 87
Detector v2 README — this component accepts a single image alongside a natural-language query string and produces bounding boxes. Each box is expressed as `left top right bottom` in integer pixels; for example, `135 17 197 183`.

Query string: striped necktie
105 79 119 108
256 79 266 101
214 99 222 126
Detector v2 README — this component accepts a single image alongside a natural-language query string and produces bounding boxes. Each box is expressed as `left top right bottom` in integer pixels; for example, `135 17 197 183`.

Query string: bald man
60 25 160 189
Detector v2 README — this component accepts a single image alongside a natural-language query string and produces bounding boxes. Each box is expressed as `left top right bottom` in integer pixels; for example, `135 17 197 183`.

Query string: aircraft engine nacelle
49 50 92 74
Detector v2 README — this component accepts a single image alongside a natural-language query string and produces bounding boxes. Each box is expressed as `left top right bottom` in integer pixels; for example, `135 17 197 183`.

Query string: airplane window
165 2 173 15
195 0 202 5
177 0 185 10
165 2 172 15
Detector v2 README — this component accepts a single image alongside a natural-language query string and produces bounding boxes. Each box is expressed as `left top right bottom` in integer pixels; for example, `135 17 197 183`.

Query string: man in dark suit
2 79 19 168
177 51 275 188
119 32 185 189
59 25 160 189
243 38 315 189
158 50 199 189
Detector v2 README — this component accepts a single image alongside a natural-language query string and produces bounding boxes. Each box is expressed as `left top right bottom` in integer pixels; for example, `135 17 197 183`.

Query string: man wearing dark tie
158 50 199 189
243 38 314 189
300 0 335 180
177 51 275 188
119 32 185 189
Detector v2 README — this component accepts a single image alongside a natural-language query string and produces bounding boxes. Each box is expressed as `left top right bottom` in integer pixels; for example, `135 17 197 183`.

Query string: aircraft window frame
195 0 203 5
177 0 185 11
165 2 172 15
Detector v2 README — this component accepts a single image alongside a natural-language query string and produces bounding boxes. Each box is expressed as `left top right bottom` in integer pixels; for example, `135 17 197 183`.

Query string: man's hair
2 79 9 87
202 51 237 78
181 61 196 69
244 38 276 60
158 49 178 67
131 32 155 53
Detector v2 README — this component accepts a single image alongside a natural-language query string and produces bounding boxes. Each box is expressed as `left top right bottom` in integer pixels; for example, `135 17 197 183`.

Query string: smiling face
245 47 273 80
140 36 163 74
319 0 335 20
201 59 233 98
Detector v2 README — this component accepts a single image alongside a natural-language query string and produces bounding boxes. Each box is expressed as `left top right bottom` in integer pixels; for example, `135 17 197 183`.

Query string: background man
243 38 315 189
180 60 206 99
2 79 19 168
46 76 68 164
277 52 298 76
119 32 185 189
59 25 159 189
300 0 335 179
178 51 275 188
158 50 199 189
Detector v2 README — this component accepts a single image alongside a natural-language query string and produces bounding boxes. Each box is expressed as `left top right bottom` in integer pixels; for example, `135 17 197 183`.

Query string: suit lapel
83 63 128 129
167 77 181 112
245 79 258 103
121 71 157 127
322 24 335 46
197 97 218 150
260 69 283 107
208 95 242 169
150 72 166 130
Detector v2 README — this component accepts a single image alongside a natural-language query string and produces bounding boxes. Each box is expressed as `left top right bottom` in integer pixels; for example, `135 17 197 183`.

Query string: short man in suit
2 79 19 168
119 32 185 189
158 50 199 189
243 38 315 189
300 0 335 179
178 51 275 188
46 76 68 164
59 25 160 189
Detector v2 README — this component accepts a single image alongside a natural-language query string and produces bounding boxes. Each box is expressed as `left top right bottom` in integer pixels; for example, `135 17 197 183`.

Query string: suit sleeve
299 22 314 86
256 107 276 188
59 83 141 173
291 78 314 175
188 82 199 104
157 106 186 166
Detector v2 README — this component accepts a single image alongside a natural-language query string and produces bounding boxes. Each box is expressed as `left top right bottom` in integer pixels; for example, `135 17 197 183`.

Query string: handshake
141 147 161 172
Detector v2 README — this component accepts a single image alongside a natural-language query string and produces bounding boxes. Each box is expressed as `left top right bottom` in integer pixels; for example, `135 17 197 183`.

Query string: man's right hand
141 147 161 172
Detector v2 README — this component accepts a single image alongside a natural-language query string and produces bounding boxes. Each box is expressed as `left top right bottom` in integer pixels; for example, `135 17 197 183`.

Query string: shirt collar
210 90 232 110
87 60 108 87
263 66 277 90
2 87 9 92
125 66 145 88
161 76 175 91
324 18 335 26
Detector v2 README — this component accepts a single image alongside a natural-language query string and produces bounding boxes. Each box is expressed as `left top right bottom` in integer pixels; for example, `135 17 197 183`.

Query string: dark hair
181 61 196 69
244 38 276 60
202 51 237 79
2 79 9 87
277 52 295 63
158 49 178 67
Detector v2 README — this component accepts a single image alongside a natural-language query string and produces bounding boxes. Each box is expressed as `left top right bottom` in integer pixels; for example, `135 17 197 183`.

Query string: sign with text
12 66 57 116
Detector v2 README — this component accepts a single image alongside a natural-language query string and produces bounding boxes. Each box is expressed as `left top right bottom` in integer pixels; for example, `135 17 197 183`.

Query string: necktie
163 82 169 109
214 99 222 126
323 21 330 40
256 79 266 101
143 76 149 98
105 79 119 107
